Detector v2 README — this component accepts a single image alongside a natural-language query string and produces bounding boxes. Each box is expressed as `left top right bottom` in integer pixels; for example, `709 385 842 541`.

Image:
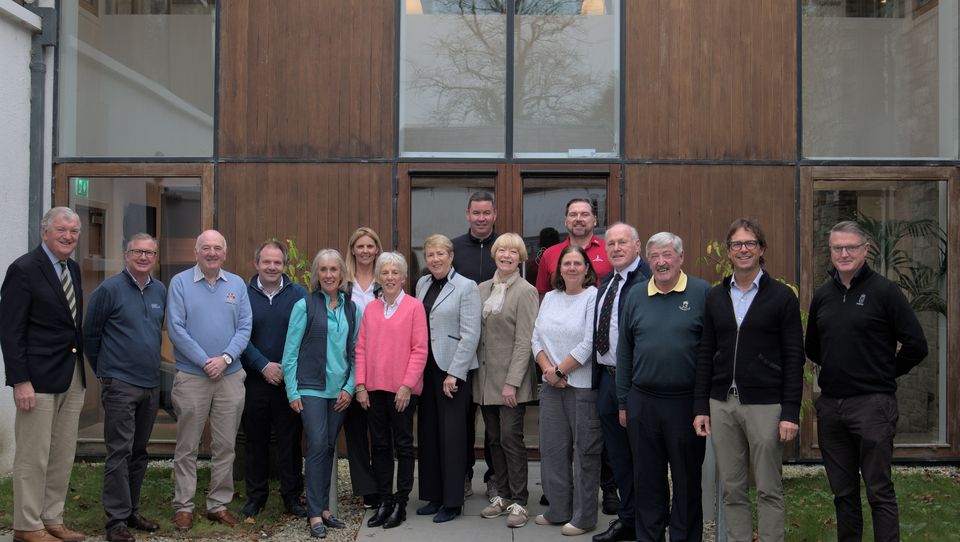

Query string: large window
399 0 619 158
802 0 960 158
58 0 216 157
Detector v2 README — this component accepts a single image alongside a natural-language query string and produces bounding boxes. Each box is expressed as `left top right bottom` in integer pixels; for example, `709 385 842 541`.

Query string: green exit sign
74 178 89 197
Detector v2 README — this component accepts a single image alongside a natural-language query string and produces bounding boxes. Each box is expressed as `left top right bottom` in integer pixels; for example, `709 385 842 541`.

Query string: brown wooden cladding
624 164 797 284
218 0 396 159
625 1 797 160
216 163 394 278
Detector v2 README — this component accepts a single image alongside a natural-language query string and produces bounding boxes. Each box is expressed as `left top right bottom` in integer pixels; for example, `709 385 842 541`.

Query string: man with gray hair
166 229 252 531
84 233 166 542
1 207 87 542
616 232 710 542
806 220 927 542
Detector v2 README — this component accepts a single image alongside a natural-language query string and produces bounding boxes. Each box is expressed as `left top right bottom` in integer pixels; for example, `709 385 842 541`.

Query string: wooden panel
217 163 394 279
625 0 796 160
219 0 396 159
624 164 797 284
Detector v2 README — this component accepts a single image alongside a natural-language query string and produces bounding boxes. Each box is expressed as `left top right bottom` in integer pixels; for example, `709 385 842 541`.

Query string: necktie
59 260 78 324
595 273 621 355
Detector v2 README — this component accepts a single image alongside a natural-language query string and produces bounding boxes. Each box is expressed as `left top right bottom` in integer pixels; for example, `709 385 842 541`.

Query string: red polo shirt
534 235 611 294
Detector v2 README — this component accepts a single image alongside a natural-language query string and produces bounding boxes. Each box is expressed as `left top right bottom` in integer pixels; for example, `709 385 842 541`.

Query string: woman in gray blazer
414 234 481 523
474 233 539 528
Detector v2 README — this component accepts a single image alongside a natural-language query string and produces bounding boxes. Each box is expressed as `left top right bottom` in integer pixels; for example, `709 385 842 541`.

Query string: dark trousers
816 393 900 542
419 359 472 507
598 369 634 523
101 379 159 528
343 400 377 497
627 389 704 542
466 397 495 482
241 377 303 505
367 390 418 504
300 396 345 517
480 404 528 504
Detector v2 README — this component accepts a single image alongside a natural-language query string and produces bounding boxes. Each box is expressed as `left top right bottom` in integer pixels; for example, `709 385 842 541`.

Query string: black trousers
466 386 495 483
627 389 704 542
368 390 418 504
101 379 159 528
816 393 900 542
419 358 472 507
598 370 634 522
343 400 377 497
241 376 304 505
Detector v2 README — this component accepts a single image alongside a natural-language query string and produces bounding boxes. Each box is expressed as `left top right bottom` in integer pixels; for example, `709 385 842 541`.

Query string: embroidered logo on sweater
226 292 236 304
679 301 691 311
856 294 866 306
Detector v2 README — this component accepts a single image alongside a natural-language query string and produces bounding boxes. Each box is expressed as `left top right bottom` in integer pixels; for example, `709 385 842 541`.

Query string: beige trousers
171 370 245 513
13 363 85 531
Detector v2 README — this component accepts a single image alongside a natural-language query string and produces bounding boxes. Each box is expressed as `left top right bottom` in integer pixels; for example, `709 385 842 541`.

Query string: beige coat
473 274 539 405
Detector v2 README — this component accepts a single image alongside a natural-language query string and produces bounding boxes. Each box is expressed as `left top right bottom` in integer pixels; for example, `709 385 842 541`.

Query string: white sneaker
505 503 528 528
561 522 590 536
481 496 510 518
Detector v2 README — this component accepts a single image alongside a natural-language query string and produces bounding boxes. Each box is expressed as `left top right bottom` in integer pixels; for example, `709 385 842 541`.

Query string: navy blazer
0 245 85 393
591 258 651 389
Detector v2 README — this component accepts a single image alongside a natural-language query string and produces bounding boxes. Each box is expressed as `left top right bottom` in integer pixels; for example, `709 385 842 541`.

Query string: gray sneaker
505 503 528 528
482 496 510 518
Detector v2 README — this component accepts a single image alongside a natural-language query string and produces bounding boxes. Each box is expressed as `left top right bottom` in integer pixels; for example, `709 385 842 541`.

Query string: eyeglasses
127 249 158 258
829 243 867 255
727 240 759 250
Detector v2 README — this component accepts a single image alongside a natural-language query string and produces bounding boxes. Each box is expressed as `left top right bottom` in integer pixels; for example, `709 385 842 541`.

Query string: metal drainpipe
24 3 56 246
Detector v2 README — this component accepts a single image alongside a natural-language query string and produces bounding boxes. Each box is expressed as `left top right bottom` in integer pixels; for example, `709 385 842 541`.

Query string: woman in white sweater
531 245 600 537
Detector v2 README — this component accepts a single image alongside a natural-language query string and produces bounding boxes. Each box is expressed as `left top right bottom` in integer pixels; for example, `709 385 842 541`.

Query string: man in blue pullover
84 233 166 542
167 230 252 531
239 241 308 519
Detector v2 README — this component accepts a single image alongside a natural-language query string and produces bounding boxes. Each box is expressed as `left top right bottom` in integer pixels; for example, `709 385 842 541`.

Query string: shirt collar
617 257 641 280
648 270 688 296
256 275 285 293
41 243 63 268
193 264 226 283
123 267 152 288
729 268 763 291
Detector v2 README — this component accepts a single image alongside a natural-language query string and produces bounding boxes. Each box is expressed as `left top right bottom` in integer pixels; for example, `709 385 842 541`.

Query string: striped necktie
59 260 78 324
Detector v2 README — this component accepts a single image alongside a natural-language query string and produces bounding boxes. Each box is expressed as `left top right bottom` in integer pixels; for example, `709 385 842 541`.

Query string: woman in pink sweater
354 251 428 530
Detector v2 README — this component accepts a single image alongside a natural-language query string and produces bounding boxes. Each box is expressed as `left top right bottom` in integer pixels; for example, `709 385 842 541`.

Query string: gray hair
310 249 348 293
829 221 870 244
126 233 157 251
375 251 408 279
195 230 228 252
41 207 80 233
607 222 640 242
645 232 684 256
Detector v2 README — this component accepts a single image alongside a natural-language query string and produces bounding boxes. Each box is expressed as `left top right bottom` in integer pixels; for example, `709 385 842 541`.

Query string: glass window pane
812 179 947 445
513 1 619 158
69 176 202 444
58 1 216 157
802 1 960 158
400 1 507 158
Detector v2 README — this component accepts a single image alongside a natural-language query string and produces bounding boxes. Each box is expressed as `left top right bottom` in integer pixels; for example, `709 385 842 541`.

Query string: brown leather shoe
206 509 239 526
44 524 86 542
13 530 61 542
126 513 159 532
173 511 193 531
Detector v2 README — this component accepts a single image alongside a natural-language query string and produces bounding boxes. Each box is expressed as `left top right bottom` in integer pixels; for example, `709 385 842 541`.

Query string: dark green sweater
615 274 710 405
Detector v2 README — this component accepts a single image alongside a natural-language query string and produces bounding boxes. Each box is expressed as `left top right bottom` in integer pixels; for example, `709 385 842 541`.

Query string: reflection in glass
58 1 216 157
812 179 947 444
69 176 202 445
802 0 959 158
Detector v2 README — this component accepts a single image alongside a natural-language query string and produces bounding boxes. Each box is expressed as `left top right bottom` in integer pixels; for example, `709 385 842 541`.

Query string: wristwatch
554 367 566 380
223 353 234 365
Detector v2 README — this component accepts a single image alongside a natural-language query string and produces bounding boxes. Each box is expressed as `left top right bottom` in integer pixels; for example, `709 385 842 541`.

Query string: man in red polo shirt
535 198 612 296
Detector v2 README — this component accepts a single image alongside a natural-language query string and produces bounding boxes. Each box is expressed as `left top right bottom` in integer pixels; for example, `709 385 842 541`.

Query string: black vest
295 291 357 392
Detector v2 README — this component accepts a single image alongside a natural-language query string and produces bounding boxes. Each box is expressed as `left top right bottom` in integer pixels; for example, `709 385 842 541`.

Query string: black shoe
308 521 327 538
363 494 381 509
284 498 308 518
432 506 461 523
416 501 441 515
322 515 347 529
106 525 136 542
539 494 549 506
601 491 621 515
239 500 265 519
592 519 636 542
367 501 394 528
383 503 406 529
126 513 159 532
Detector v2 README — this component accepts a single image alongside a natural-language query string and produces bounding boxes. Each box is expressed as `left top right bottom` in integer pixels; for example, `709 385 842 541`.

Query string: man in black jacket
694 218 804 542
805 220 927 542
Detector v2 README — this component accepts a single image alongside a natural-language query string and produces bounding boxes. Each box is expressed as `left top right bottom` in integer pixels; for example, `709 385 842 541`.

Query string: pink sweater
355 295 428 395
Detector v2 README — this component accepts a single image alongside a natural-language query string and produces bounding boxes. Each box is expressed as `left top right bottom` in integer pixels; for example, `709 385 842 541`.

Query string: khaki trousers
171 370 245 513
13 363 85 531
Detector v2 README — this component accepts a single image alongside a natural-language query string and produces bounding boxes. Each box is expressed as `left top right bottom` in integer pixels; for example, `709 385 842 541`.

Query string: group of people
0 199 927 542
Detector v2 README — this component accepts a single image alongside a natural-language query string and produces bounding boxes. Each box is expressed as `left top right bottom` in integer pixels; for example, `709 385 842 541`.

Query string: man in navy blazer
1 207 87 542
591 223 651 542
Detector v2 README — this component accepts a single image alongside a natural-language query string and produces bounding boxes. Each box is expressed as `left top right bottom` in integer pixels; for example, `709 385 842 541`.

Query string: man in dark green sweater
615 232 710 542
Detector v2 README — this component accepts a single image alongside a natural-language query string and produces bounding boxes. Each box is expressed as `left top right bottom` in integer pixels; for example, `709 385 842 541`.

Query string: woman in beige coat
473 233 540 529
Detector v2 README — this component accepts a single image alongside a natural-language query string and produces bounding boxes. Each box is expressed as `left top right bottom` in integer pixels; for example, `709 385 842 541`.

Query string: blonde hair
345 227 383 283
423 234 453 254
490 233 528 262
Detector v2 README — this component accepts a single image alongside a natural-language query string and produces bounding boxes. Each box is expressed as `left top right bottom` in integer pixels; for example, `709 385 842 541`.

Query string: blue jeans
300 396 346 518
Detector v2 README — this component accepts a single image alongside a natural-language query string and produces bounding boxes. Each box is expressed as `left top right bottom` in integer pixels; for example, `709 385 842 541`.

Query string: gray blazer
416 268 481 380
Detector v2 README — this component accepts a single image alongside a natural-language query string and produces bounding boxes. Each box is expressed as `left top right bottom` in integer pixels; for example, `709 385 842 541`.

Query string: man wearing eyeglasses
806 220 927 542
83 233 167 542
693 218 804 542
